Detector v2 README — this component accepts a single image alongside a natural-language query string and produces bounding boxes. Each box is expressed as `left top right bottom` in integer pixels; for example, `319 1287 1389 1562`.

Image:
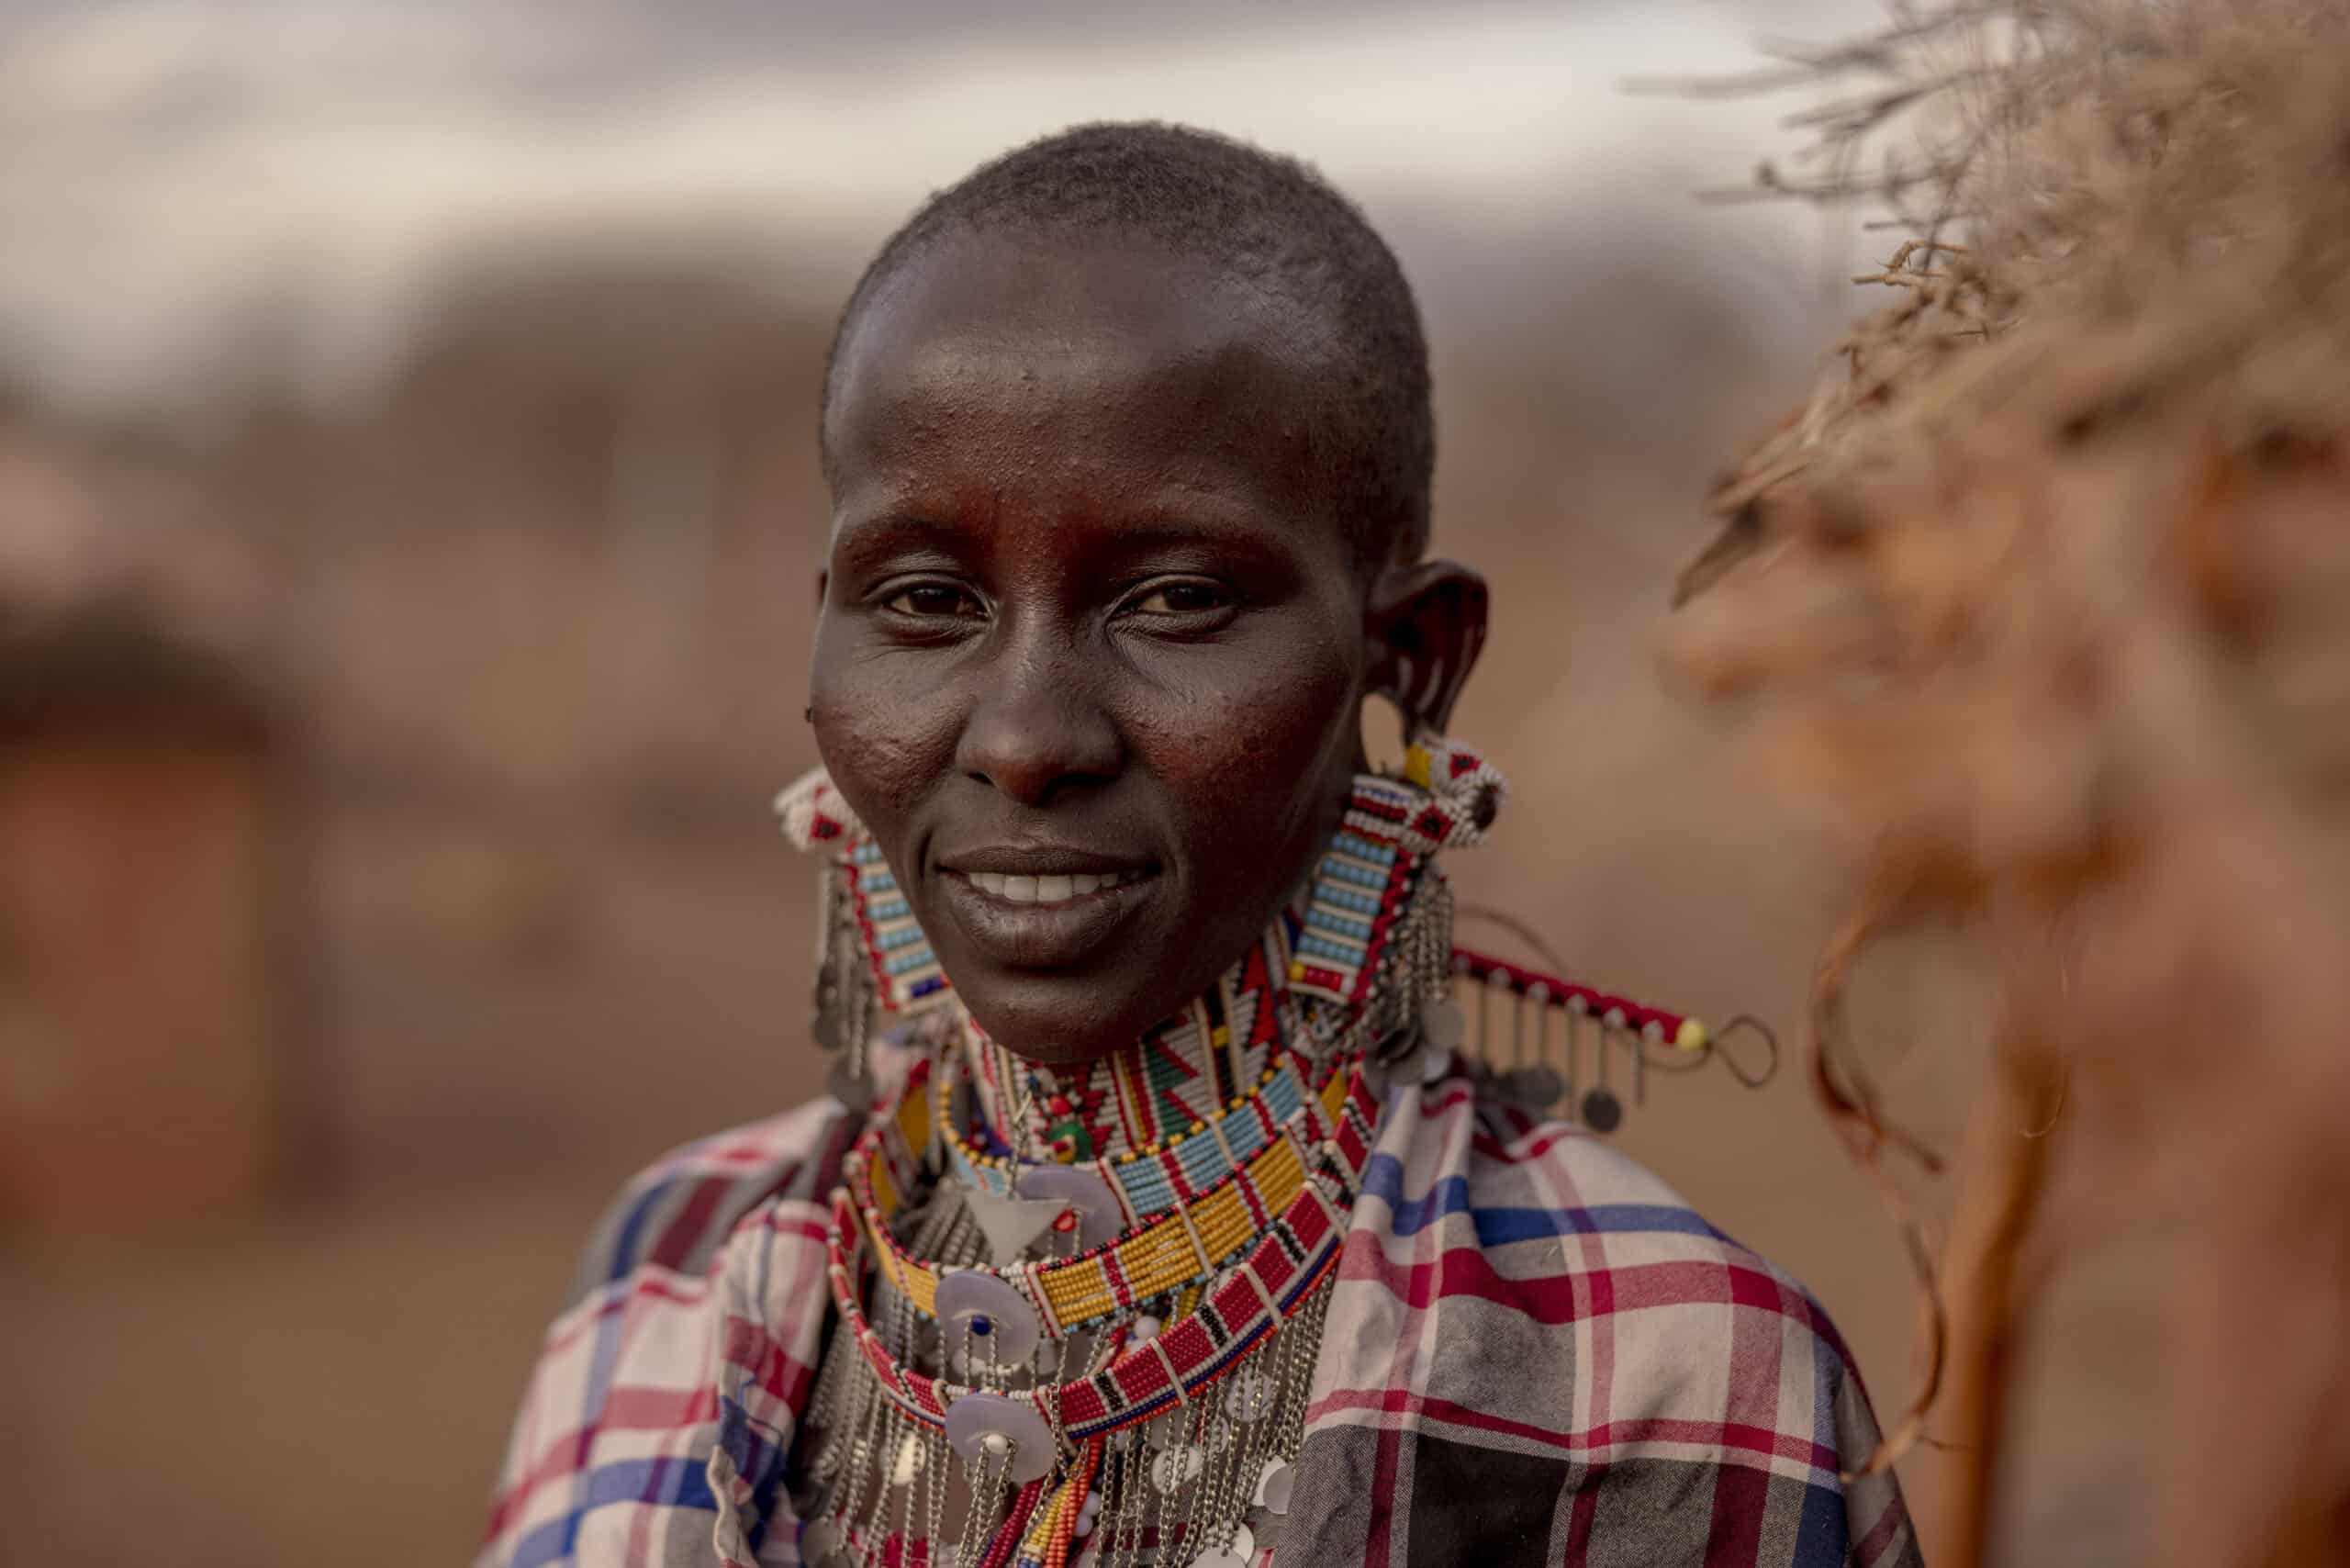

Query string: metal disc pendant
943 1391 1056 1484
934 1270 1041 1363
1253 1458 1294 1515
1510 1064 1565 1109
1152 1443 1205 1492
1580 1086 1623 1133
1225 1370 1277 1423
1244 1506 1283 1554
1014 1165 1125 1249
1192 1522 1255 1568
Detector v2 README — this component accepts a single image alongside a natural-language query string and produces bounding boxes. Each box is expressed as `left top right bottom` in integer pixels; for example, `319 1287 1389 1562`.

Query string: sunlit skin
809 230 1482 1065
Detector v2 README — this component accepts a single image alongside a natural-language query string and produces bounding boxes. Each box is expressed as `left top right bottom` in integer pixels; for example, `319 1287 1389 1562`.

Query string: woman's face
810 231 1371 1065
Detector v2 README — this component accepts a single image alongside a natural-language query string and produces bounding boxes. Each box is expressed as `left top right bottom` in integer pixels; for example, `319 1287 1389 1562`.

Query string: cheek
1132 621 1361 850
808 622 960 832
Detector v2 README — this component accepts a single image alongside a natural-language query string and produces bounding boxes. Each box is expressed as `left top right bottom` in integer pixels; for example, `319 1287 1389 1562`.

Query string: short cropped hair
822 121 1434 569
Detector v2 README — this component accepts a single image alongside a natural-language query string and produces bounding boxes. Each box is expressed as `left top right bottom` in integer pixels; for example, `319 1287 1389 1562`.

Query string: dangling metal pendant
1446 942 1778 1132
1254 1458 1294 1514
811 864 861 1052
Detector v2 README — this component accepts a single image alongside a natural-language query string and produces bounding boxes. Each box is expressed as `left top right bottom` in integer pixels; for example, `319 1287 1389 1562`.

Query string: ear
1365 559 1488 740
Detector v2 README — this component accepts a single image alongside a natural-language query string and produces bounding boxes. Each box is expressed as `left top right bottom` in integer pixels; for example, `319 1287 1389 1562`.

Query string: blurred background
0 1 2073 1562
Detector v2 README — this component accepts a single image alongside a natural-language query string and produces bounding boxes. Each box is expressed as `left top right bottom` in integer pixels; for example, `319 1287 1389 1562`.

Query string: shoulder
1346 1077 1918 1564
1396 1081 1865 1383
563 1095 858 1307
481 1097 856 1567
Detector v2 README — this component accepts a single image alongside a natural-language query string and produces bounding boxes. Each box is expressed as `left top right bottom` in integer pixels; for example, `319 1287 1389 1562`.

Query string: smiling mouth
960 868 1152 904
935 863 1161 969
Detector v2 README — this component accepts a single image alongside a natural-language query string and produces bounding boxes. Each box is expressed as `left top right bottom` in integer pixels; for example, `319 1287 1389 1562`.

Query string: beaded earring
777 771 958 1111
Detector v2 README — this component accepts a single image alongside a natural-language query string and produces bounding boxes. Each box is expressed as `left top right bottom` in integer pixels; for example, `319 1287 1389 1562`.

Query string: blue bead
970 1315 993 1337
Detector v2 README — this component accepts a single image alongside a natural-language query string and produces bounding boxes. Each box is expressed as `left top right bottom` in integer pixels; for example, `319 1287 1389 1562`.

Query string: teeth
966 868 1148 902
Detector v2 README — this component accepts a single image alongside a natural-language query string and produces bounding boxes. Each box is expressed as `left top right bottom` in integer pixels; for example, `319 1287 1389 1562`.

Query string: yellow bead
1674 1019 1709 1053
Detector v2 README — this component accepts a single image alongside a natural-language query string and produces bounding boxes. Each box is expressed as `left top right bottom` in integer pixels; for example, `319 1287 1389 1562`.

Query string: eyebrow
829 511 970 561
833 494 1310 566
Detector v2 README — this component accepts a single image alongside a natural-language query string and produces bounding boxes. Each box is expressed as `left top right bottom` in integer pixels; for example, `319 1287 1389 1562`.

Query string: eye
881 581 987 620
1122 578 1236 619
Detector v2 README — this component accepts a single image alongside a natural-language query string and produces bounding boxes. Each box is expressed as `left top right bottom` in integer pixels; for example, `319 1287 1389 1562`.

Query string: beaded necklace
780 737 1505 1568
849 1052 1361 1339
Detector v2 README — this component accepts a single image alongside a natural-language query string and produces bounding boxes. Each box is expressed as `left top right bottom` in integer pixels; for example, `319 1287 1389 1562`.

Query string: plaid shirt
481 1066 1919 1568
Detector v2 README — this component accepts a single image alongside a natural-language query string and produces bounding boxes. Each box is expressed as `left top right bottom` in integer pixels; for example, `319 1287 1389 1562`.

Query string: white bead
1132 1315 1162 1341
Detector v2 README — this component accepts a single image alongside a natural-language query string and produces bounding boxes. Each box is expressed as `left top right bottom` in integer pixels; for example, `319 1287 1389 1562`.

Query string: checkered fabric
479 1070 1919 1568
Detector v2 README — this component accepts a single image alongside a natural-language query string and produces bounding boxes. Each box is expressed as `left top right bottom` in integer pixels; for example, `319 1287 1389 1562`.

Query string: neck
961 917 1299 1164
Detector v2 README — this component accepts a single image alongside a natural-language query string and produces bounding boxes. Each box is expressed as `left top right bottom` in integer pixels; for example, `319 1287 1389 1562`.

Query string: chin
949 964 1205 1067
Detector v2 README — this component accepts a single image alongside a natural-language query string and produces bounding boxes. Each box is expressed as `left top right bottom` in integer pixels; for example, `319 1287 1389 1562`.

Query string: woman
481 122 1918 1568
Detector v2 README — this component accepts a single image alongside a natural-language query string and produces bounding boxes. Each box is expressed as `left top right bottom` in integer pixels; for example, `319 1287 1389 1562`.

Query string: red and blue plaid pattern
480 1067 1916 1568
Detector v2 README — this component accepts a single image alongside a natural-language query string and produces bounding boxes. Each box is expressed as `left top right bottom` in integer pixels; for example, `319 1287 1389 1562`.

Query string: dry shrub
1669 4 2350 1564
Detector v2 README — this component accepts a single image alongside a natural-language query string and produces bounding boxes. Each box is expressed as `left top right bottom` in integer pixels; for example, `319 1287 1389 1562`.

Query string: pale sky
0 0 1886 410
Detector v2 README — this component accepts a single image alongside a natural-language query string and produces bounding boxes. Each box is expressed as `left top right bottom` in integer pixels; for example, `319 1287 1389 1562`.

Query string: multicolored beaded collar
956 918 1300 1169
848 1051 1361 1338
822 1057 1378 1444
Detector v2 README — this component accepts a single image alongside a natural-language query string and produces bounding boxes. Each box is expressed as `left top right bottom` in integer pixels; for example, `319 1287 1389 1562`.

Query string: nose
954 631 1124 808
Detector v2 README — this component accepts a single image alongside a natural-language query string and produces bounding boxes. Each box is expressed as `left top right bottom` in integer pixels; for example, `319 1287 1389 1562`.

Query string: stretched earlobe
1365 559 1488 739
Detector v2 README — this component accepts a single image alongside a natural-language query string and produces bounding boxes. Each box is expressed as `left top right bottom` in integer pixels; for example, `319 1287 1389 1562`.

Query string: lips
934 857 1161 969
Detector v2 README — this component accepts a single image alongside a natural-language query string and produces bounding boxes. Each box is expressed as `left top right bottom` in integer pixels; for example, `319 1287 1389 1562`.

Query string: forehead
824 229 1342 534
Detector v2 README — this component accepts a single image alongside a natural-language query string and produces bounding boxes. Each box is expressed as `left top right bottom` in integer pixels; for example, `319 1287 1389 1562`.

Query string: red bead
1047 1094 1072 1116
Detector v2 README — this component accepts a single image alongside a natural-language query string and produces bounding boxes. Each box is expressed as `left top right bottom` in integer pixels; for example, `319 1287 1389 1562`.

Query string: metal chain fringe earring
780 770 889 1113
813 851 878 1113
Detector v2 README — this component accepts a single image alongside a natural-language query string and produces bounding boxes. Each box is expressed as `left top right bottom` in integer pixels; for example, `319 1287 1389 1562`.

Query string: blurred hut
0 599 312 1236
